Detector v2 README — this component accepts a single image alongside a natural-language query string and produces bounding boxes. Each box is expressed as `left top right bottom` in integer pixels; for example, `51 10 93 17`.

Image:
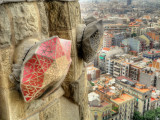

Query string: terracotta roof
151 97 158 102
133 87 150 93
135 19 142 22
101 102 110 107
103 47 110 51
106 92 115 96
116 76 133 82
112 93 133 103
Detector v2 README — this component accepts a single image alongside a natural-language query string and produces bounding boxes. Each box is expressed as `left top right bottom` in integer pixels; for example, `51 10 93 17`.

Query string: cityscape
80 0 160 120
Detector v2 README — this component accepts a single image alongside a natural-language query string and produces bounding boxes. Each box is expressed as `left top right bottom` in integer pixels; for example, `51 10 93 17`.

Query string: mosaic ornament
80 17 104 63
20 36 72 102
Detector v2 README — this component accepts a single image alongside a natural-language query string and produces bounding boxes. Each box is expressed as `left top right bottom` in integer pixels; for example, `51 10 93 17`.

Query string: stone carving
76 16 104 63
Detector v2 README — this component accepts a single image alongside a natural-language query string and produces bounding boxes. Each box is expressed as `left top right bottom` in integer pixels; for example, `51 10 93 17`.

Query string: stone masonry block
8 2 41 44
0 47 15 89
0 88 10 120
0 5 11 48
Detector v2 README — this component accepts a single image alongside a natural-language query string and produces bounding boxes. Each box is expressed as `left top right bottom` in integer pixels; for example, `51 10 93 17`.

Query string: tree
155 108 160 119
89 81 95 86
144 110 155 120
133 111 144 120
131 33 137 37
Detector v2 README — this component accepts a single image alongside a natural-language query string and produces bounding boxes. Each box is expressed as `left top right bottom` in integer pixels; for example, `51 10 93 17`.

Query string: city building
116 76 152 115
104 24 128 33
142 59 160 89
111 93 135 120
143 49 160 60
139 68 155 87
106 58 114 76
147 32 160 42
103 32 113 48
113 60 122 78
87 66 101 81
122 38 141 53
128 22 140 36
127 0 132 6
88 92 113 120
112 32 125 46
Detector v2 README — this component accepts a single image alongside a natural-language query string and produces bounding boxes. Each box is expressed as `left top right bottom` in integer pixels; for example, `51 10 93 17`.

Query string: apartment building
121 62 130 78
143 50 160 60
104 24 128 33
103 33 113 48
116 76 152 115
87 66 100 81
139 68 155 87
113 60 121 78
147 32 160 42
106 58 114 76
88 92 113 120
112 33 125 47
129 59 146 81
140 60 160 89
110 93 135 120
122 38 141 53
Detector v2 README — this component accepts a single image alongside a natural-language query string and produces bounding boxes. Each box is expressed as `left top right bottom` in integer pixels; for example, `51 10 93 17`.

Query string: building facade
116 76 152 115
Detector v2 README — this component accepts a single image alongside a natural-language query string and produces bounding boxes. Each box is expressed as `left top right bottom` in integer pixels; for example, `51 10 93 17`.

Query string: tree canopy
133 108 160 120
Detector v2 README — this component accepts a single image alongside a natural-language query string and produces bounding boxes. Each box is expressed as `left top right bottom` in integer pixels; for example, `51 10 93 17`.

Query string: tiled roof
103 47 110 51
151 97 158 102
112 93 133 103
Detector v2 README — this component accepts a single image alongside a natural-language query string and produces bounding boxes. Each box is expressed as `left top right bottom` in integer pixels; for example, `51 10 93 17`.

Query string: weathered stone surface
24 87 64 118
37 2 49 39
8 3 40 44
68 2 81 29
0 89 9 120
41 96 80 120
62 70 91 120
0 5 11 48
8 89 25 120
70 71 89 120
45 1 71 31
0 47 15 89
60 97 80 120
26 113 39 120
13 38 39 64
42 99 61 120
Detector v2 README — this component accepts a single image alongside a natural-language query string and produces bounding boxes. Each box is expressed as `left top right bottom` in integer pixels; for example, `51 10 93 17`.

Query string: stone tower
0 1 93 120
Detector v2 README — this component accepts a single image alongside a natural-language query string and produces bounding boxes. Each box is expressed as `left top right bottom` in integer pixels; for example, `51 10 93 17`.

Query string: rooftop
103 47 110 51
151 97 158 102
112 93 133 104
134 87 150 93
116 76 150 93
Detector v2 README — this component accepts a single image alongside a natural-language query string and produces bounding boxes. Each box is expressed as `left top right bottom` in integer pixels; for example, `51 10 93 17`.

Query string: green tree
133 111 144 120
155 108 160 119
89 81 95 86
131 33 137 37
144 110 155 120
112 106 118 112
